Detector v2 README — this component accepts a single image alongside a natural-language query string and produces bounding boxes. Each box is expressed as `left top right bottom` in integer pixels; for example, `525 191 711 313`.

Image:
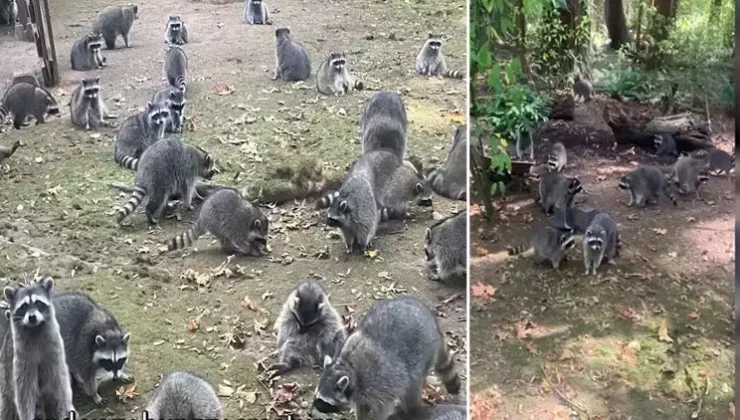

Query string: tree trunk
515 0 530 81
604 0 630 50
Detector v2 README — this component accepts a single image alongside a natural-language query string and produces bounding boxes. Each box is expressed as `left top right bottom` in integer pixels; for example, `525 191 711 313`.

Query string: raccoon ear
123 332 131 344
95 335 106 347
253 219 262 230
41 276 54 292
428 32 433 38
94 76 100 83
585 229 592 236
3 287 15 303
424 227 432 242
323 355 332 369
3 310 9 320
339 200 349 213
169 91 177 99
336 376 350 392
414 183 423 194
291 295 300 308
317 301 325 310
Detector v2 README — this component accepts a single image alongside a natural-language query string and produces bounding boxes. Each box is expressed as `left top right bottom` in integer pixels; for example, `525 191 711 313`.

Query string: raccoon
429 404 467 420
582 212 619 275
0 0 17 26
427 125 466 201
537 173 583 215
0 140 20 166
547 142 567 172
0 278 76 420
114 138 215 226
243 0 271 25
146 371 223 420
164 15 188 45
360 91 408 160
316 52 363 96
70 32 106 71
168 188 268 255
270 279 346 377
672 154 710 199
424 211 466 287
1 82 59 129
272 28 311 82
551 205 599 234
618 165 677 207
52 292 132 407
415 34 463 79
113 101 171 170
573 74 594 102
93 3 138 49
507 226 575 270
654 133 678 157
705 146 735 176
70 77 111 131
514 129 535 161
152 86 186 133
10 73 40 88
379 161 434 221
164 44 188 94
313 297 460 420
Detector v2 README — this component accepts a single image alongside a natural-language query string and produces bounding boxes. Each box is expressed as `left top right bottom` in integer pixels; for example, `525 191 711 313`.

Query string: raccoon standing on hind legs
164 15 189 45
273 28 311 82
427 125 467 201
93 3 138 49
317 52 363 96
244 0 271 25
415 34 464 79
424 211 467 287
582 212 619 276
70 76 112 131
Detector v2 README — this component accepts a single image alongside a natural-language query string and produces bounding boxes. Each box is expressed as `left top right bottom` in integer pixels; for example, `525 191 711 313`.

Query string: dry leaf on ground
658 319 673 343
116 383 138 402
471 282 496 300
214 83 234 95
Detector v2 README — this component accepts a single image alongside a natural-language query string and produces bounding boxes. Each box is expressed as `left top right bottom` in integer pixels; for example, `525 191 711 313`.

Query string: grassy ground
469 109 735 419
0 0 467 418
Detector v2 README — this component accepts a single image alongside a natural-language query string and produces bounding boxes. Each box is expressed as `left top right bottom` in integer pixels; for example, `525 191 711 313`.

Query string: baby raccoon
70 32 106 71
70 76 111 131
316 52 363 96
379 161 433 221
270 279 346 377
114 138 215 226
164 44 188 93
573 74 594 102
313 297 460 420
507 226 575 270
360 91 408 160
424 211 466 287
537 173 583 215
672 154 710 199
164 15 188 45
53 292 132 407
427 125 466 201
415 34 463 79
168 188 268 256
93 3 138 49
114 101 170 170
146 371 223 420
152 86 186 133
1 82 59 129
244 0 271 24
654 133 678 157
547 142 567 172
618 165 677 207
582 212 619 275
273 28 311 82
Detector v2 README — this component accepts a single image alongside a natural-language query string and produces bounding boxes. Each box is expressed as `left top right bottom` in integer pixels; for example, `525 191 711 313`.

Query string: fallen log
549 94 575 121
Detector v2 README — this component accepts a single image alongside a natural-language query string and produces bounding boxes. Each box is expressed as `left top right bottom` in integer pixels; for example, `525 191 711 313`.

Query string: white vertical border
465 0 472 413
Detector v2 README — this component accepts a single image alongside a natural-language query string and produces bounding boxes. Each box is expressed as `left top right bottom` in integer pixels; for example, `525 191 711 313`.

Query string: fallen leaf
187 319 199 332
242 296 259 311
620 307 636 319
471 282 496 300
244 391 258 404
658 319 673 343
214 83 234 95
651 228 667 235
618 340 641 363
514 320 535 339
218 384 235 397
688 310 699 320
364 249 379 259
558 347 574 361
116 382 138 402
377 271 392 280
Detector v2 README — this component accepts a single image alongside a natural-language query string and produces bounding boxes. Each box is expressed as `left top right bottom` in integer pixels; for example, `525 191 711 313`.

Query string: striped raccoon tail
443 69 464 79
116 154 139 171
662 184 678 206
115 185 147 224
352 80 364 90
506 244 529 256
175 74 187 93
316 191 339 210
168 222 204 251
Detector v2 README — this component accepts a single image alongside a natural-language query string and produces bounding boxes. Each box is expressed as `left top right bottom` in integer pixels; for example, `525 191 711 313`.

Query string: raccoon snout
326 217 341 228
417 197 433 207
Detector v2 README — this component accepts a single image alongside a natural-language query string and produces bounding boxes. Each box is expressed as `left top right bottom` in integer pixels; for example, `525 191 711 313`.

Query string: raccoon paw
93 394 108 407
266 362 294 378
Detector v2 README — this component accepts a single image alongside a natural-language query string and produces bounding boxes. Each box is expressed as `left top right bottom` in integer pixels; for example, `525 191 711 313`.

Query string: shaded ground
469 106 734 419
0 0 467 418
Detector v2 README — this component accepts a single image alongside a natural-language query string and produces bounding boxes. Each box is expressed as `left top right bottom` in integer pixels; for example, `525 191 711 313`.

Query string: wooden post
40 0 58 86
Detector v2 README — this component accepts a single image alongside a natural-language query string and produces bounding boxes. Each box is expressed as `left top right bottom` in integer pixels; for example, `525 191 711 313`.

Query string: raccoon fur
583 212 619 275
313 297 460 420
53 292 132 407
507 226 575 270
273 28 311 82
705 146 735 176
0 0 17 26
427 124 466 201
415 34 463 79
167 188 268 256
429 404 467 420
672 154 710 199
164 44 188 94
113 101 171 170
618 165 677 207
317 52 363 96
146 371 223 420
0 278 76 420
573 74 594 102
10 73 40 88
547 142 567 172
70 77 111 131
514 130 534 161
360 91 408 160
70 32 106 71
244 0 271 25
551 205 599 234
164 15 189 45
537 173 583 215
270 279 346 377
93 3 138 49
0 140 20 166
152 86 186 133
654 133 678 157
1 82 59 129
378 160 434 221
114 138 215 226
424 211 466 287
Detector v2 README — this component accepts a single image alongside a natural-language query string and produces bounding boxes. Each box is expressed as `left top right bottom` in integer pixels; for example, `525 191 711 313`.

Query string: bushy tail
352 80 364 91
507 244 530 256
168 222 204 251
315 191 339 210
115 153 139 171
615 232 622 257
435 339 461 395
443 69 464 80
115 185 147 224
427 168 448 197
0 103 9 124
662 184 678 206
175 74 187 93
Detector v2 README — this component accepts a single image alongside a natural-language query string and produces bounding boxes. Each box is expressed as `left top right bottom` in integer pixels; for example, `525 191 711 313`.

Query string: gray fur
53 292 132 407
704 147 735 175
551 205 599 234
0 0 17 26
0 140 20 166
152 86 186 133
618 165 677 207
537 173 582 215
0 278 76 420
1 82 59 129
244 0 270 24
573 74 594 102
427 125 466 201
429 404 467 420
10 73 40 88
164 15 189 45
424 211 466 287
654 133 677 157
270 279 346 377
317 52 362 96
93 4 138 49
514 130 534 161
672 154 710 199
547 142 567 172
273 28 311 82
379 160 433 221
360 91 408 160
71 33 106 71
146 371 223 420
114 138 215 226
313 297 460 420
113 101 171 170
508 226 575 270
583 212 618 275
415 34 462 79
164 45 188 94
167 188 268 255
70 77 110 131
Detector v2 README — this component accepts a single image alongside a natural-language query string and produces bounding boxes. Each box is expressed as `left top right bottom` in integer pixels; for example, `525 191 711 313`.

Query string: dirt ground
0 0 467 418
469 107 735 419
